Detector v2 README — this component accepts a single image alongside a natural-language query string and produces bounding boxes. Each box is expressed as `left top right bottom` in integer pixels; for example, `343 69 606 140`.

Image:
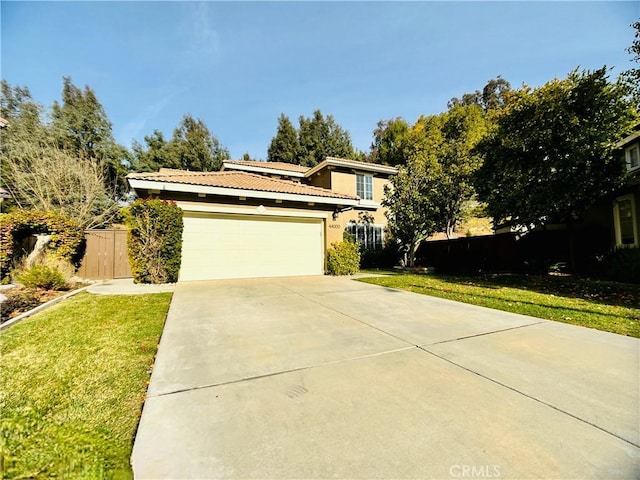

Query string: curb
0 284 96 331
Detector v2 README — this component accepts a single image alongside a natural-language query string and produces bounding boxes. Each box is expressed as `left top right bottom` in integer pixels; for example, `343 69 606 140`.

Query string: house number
328 223 342 229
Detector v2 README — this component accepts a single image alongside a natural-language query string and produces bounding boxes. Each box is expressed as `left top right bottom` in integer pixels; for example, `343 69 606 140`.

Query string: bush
604 247 640 284
124 198 183 284
0 210 84 282
17 265 68 290
327 240 360 275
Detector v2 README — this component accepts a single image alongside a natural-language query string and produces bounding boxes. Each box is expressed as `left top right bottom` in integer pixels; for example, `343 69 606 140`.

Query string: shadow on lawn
423 273 640 309
408 283 640 322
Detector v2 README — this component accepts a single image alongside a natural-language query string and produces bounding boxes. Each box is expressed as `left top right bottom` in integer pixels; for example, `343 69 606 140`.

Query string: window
627 145 639 172
356 174 373 201
346 222 383 250
614 194 638 247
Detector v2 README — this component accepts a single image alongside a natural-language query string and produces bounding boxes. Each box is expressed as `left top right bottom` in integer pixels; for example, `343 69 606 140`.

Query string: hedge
124 198 183 284
0 210 84 282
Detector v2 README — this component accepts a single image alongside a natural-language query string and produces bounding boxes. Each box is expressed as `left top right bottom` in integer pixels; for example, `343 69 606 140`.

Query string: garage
180 212 325 281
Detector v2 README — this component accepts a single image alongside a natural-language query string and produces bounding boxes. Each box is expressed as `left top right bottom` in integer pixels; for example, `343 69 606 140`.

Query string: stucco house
126 157 397 281
611 128 640 248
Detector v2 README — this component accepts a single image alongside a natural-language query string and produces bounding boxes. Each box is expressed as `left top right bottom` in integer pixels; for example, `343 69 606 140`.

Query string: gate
78 229 132 279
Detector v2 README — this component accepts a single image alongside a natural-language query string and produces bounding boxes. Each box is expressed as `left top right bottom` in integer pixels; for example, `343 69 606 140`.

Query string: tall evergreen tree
168 114 230 171
297 110 354 167
50 77 130 195
267 114 300 164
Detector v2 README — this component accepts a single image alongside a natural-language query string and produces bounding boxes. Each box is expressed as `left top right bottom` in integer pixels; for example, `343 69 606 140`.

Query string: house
126 157 397 281
611 128 640 248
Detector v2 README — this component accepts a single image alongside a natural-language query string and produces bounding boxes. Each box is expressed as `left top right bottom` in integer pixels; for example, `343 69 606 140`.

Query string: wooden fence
77 229 132 280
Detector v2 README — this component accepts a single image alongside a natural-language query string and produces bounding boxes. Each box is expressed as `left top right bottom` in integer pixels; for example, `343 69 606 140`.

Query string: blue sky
1 1 638 160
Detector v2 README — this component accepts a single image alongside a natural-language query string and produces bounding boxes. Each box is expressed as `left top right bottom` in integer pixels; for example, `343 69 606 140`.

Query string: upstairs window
627 145 639 172
356 174 373 200
346 222 383 250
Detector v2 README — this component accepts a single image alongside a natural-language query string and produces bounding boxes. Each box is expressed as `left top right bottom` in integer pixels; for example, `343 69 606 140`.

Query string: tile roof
127 170 359 200
224 160 310 173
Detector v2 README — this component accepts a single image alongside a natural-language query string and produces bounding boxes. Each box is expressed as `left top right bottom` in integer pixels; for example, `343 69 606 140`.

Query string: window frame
345 222 384 250
614 193 639 247
626 144 639 172
356 173 374 201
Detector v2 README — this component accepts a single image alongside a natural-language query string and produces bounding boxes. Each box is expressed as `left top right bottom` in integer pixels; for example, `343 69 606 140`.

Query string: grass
0 292 172 479
357 272 640 338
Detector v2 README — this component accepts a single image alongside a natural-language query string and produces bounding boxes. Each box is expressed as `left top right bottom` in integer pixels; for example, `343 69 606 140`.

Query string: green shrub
604 247 640 284
124 198 183 284
327 240 360 275
17 265 67 290
0 210 84 282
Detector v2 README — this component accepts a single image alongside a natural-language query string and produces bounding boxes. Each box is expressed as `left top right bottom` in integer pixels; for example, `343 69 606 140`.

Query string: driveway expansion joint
149 346 417 399
418 345 640 449
424 320 547 346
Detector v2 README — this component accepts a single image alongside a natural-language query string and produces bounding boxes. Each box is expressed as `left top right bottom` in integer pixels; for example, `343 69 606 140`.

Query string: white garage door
180 213 324 281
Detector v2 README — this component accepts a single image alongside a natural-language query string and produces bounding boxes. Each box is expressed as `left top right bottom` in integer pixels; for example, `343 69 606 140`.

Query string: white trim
305 157 398 178
625 144 639 173
128 178 359 207
222 162 306 178
616 131 640 148
613 193 639 247
175 201 331 219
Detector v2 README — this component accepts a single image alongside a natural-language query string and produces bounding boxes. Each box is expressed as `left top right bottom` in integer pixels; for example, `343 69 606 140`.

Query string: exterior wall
307 169 332 189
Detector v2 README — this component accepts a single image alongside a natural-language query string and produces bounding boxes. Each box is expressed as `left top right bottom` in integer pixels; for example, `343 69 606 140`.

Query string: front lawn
0 292 172 479
357 272 640 338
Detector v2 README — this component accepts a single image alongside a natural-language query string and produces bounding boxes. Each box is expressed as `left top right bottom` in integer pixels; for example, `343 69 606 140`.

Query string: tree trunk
26 234 51 267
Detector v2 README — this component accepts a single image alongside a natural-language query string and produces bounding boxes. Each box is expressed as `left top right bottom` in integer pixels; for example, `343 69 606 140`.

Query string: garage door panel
180 213 324 281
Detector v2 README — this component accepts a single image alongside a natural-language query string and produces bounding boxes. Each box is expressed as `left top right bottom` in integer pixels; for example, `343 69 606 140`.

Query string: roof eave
304 158 398 178
222 162 306 177
127 178 360 207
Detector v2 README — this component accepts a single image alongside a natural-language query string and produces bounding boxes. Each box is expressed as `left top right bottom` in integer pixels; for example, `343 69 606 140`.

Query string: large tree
1 81 118 227
369 117 410 166
267 114 300 164
382 119 444 267
168 114 229 171
265 110 354 167
621 21 640 110
50 77 131 196
132 115 229 172
475 67 637 231
448 77 512 113
437 104 489 238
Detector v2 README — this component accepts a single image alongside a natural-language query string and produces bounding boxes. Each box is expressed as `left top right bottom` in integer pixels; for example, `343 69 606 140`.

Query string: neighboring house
127 157 397 281
612 128 640 248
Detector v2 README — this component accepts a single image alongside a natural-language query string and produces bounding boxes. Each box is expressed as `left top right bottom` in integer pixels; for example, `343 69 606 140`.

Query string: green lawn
0 292 172 479
357 272 640 338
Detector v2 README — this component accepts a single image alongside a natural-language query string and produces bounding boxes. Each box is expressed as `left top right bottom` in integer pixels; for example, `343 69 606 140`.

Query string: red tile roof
224 160 310 173
128 170 358 200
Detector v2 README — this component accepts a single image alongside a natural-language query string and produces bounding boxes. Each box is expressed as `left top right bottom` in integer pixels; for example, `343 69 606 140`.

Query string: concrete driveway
132 276 639 479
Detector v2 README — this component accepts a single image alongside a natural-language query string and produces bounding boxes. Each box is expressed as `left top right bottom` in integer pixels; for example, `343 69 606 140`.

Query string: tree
382 119 444 267
267 114 300 164
50 77 131 196
475 67 637 232
133 115 230 172
2 137 119 228
132 130 171 172
448 77 512 112
369 117 410 166
168 114 229 171
1 80 120 227
621 21 640 110
297 110 355 166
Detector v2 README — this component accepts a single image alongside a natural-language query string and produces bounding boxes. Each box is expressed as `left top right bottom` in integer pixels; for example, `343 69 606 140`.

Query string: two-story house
126 157 397 281
612 129 640 248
